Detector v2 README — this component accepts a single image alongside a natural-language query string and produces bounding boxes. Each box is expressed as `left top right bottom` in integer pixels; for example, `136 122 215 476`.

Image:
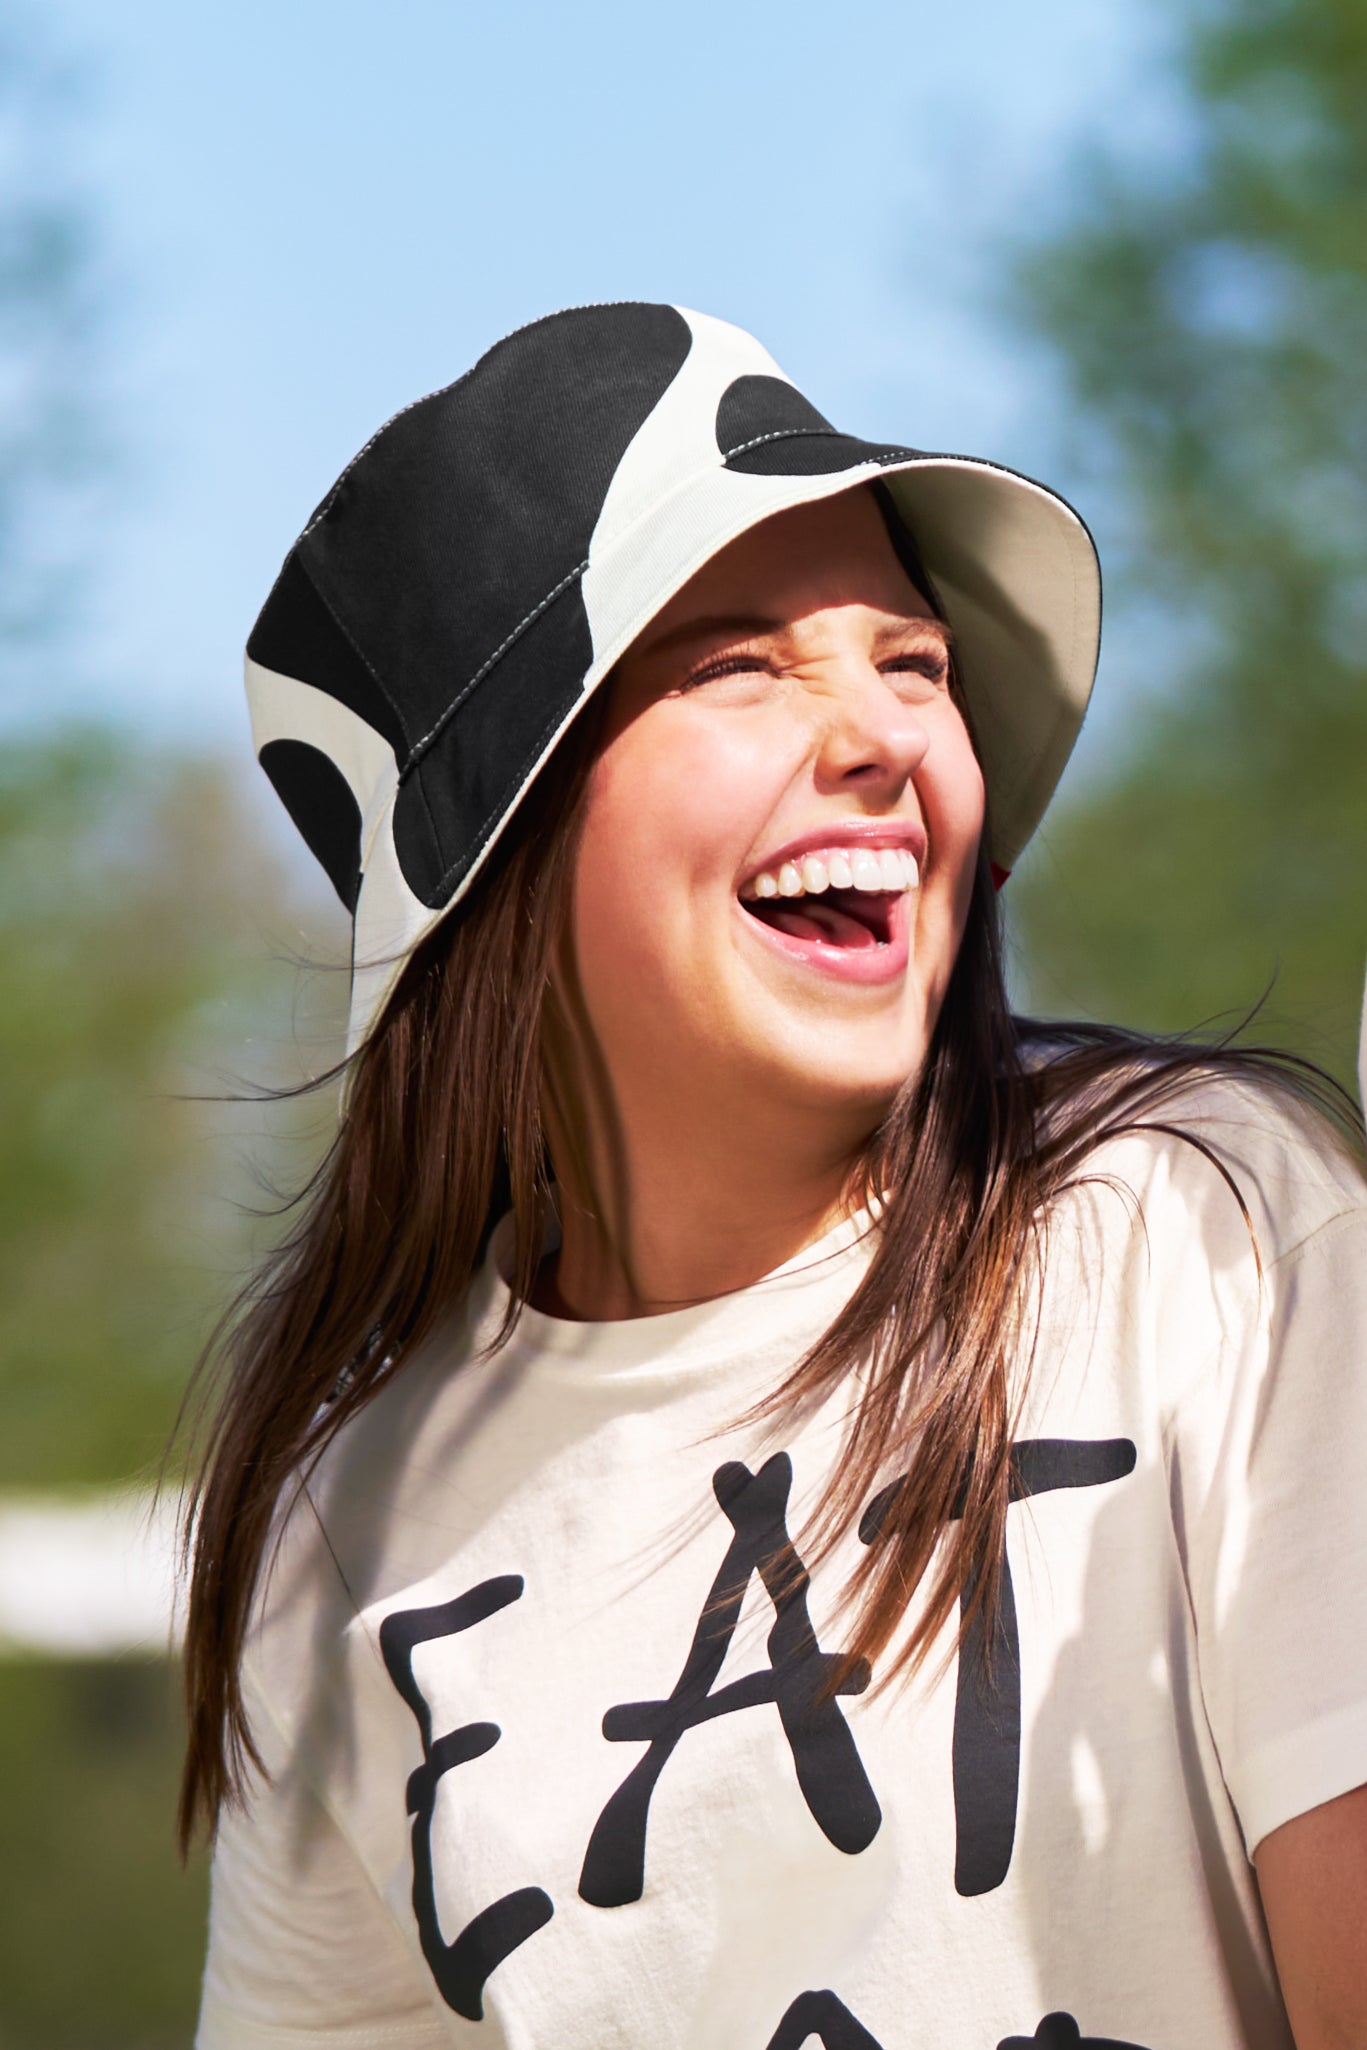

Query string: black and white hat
246 303 1101 1058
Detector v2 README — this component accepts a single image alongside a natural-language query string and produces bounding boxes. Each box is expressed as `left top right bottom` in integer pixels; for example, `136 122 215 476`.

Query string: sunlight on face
565 486 985 1149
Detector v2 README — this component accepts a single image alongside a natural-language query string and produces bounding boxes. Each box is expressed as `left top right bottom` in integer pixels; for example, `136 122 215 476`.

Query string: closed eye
880 650 951 687
681 640 952 692
682 652 774 688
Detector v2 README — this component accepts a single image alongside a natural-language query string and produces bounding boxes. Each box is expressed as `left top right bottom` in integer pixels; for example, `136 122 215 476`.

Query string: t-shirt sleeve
196 1667 451 2050
1175 1173 1367 1858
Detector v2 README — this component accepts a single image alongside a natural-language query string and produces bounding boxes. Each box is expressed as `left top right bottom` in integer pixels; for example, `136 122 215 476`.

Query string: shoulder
240 1284 503 1770
1022 1065 1367 1497
1053 1063 1367 1273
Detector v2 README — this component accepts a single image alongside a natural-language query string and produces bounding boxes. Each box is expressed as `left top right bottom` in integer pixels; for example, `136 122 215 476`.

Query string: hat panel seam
302 385 443 540
423 694 589 906
721 425 912 464
375 448 1100 911
401 558 590 777
300 302 652 543
723 425 843 459
404 759 448 906
292 555 411 749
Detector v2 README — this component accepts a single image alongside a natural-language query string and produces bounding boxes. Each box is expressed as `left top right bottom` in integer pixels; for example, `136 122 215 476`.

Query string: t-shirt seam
1157 1197 1367 1860
1262 1201 1365 1274
1226 1697 1367 1855
1161 1199 1365 1443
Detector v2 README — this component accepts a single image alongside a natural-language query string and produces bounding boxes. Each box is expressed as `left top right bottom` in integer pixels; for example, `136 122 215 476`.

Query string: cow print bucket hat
246 303 1101 1058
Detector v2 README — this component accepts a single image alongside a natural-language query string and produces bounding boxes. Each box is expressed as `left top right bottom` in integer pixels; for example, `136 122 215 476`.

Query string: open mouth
741 890 895 951
737 845 918 955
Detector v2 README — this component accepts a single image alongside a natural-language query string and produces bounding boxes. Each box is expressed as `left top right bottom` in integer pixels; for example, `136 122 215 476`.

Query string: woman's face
564 487 985 1146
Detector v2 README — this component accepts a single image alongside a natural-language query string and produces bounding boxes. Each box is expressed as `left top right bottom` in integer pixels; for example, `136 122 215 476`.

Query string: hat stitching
300 302 654 544
721 426 849 460
302 386 445 541
401 557 590 776
293 553 410 742
405 437 942 911
399 440 956 788
721 426 914 466
366 455 1096 931
423 693 592 905
388 448 1096 900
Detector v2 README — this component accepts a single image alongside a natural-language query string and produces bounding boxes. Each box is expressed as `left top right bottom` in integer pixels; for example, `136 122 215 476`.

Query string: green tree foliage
0 13 344 2043
0 726 342 1490
1009 0 1367 1085
0 1660 208 2044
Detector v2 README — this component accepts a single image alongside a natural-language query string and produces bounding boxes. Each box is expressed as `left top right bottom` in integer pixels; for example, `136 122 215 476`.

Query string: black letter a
579 1453 881 1908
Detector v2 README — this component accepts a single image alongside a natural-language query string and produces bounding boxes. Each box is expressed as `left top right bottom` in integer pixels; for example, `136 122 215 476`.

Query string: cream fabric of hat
245 304 1101 1058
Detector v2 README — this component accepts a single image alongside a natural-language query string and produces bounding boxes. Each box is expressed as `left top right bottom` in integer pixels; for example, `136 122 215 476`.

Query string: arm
1255 1782 1367 2050
1163 1105 1367 2045
197 1668 449 2049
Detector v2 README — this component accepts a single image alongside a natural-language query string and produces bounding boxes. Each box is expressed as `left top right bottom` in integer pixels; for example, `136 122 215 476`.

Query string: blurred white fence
0 1489 183 1655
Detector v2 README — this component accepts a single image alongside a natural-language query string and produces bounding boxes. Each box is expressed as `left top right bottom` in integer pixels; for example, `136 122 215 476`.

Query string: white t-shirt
198 1081 1367 2050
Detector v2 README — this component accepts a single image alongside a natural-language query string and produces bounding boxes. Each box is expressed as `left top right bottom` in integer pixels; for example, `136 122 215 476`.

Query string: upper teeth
743 847 920 900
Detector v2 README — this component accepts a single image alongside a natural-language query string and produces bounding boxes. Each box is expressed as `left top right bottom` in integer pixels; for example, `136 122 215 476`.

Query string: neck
538 1078 872 1322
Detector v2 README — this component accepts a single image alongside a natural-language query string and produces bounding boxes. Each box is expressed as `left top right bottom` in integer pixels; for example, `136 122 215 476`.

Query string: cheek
914 725 985 989
950 759 987 905
928 720 986 887
569 711 776 982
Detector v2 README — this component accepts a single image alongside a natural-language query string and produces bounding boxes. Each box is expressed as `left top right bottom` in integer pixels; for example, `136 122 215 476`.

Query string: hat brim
485 434 1100 883
330 437 1099 1059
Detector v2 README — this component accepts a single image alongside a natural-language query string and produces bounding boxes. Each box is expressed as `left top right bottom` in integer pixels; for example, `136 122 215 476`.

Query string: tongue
763 899 881 949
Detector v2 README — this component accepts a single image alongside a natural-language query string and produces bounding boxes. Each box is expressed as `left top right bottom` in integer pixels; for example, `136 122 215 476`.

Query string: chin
766 1040 925 1122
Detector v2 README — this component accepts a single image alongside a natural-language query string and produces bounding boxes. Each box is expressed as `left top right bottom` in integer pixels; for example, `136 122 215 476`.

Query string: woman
186 305 1367 2050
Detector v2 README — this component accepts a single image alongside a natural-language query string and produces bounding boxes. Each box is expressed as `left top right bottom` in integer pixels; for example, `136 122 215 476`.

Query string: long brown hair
176 670 1362 1855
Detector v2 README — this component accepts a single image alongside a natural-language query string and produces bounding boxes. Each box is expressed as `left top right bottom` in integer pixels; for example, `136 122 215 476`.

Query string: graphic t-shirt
197 1083 1367 2050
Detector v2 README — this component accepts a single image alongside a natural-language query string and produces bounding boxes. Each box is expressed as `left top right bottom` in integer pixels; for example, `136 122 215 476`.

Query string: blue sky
25 0 1182 776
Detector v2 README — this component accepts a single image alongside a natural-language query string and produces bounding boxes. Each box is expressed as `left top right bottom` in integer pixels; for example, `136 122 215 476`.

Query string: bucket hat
246 303 1101 1058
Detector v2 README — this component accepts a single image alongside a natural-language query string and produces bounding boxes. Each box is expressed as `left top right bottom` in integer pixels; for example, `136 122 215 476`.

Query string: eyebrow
637 612 786 661
637 608 954 663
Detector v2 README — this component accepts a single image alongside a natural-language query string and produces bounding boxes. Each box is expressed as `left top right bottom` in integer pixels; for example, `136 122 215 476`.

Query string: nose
812 669 932 799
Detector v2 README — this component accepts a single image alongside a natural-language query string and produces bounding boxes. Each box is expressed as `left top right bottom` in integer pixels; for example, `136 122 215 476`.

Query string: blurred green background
1 0 1363 2040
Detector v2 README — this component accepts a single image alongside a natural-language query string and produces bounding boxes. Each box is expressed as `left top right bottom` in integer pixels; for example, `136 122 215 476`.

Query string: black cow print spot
297 302 694 908
716 372 916 479
248 553 406 756
716 375 836 457
259 739 363 910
